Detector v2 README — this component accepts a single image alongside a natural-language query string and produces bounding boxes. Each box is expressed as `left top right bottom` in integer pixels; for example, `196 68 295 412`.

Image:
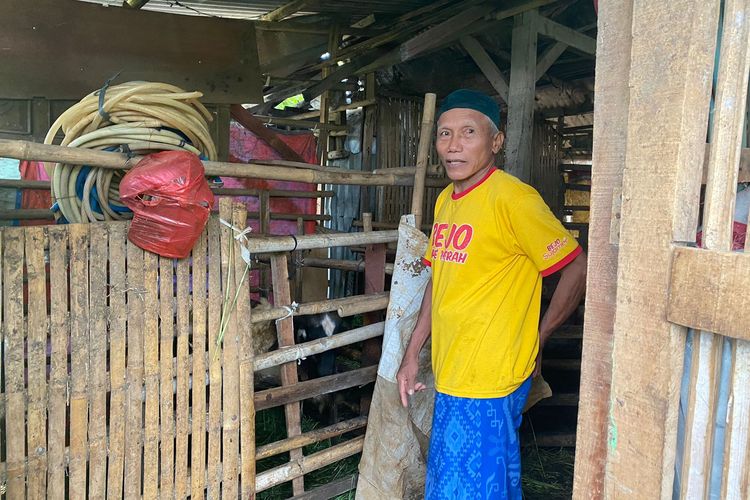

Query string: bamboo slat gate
0 198 396 498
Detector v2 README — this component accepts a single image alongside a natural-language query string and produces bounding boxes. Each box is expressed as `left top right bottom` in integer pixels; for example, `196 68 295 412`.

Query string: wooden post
271 253 305 495
294 217 305 301
411 93 437 228
505 9 538 182
319 25 339 165
260 191 271 297
360 72 377 214
572 1 632 497
360 213 386 415
603 0 718 497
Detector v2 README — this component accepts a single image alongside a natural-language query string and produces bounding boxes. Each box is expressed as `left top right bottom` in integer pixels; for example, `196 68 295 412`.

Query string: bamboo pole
255 436 365 493
250 292 390 323
255 416 368 460
0 179 334 199
244 230 398 254
411 93 437 228
0 209 331 222
301 257 394 275
254 322 385 371
0 139 417 186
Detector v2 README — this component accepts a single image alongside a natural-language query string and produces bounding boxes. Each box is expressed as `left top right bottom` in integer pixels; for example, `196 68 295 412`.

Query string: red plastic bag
120 151 214 258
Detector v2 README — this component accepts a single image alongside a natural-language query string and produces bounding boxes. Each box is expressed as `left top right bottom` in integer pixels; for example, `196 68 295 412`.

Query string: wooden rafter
460 36 510 103
261 0 308 22
536 14 596 55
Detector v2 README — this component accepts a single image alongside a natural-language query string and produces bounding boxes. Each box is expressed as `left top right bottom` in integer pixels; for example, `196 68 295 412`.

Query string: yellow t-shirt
423 168 581 398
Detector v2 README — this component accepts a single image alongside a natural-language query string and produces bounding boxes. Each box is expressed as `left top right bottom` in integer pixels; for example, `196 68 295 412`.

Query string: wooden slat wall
531 119 563 215
376 97 440 225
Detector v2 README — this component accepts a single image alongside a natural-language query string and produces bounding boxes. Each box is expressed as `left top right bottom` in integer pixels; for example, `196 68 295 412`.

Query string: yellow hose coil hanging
44 81 217 223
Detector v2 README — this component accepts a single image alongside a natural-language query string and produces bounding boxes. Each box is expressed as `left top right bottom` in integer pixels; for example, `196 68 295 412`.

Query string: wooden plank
256 416 368 460
460 36 510 102
505 9 538 182
270 252 306 495
571 11 629 489
722 215 750 499
261 0 308 22
191 230 209 500
535 15 596 55
142 249 160 499
206 217 223 498
722 340 750 499
230 104 306 162
3 229 25 498
68 224 89 499
667 248 750 340
232 203 256 500
159 255 176 498
175 256 191 498
219 199 241 498
25 228 48 498
46 227 69 500
360 215 386 415
290 475 359 500
87 224 108 498
124 238 145 499
0 0 262 102
603 0 719 496
106 223 127 500
256 436 365 493
255 365 378 411
681 1 750 493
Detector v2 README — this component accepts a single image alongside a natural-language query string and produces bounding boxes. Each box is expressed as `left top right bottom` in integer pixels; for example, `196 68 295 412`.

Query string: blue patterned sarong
425 378 532 499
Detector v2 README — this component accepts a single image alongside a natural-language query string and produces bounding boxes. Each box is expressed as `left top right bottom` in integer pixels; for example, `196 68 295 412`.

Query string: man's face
435 108 504 187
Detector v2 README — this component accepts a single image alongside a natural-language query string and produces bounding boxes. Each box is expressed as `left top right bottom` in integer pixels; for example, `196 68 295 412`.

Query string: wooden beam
536 22 597 80
603 0 719 497
400 4 496 61
460 36 510 103
536 15 596 55
261 0 308 22
358 0 554 74
667 247 750 341
505 9 538 182
122 0 150 8
230 104 305 163
536 42 568 80
254 366 377 411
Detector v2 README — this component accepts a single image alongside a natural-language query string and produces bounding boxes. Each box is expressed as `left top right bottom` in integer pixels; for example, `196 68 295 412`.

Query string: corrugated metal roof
77 0 431 20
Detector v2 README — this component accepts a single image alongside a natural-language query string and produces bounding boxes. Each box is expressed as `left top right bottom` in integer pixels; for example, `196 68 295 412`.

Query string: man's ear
492 131 505 154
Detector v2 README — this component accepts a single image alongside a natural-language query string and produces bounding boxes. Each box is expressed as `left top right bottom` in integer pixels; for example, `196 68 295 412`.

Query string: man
397 89 587 499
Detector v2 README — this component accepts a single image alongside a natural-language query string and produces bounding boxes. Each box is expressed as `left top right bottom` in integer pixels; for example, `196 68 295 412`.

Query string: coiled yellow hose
44 81 217 223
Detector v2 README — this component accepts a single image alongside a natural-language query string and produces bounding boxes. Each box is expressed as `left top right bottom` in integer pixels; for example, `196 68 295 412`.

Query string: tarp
357 215 433 499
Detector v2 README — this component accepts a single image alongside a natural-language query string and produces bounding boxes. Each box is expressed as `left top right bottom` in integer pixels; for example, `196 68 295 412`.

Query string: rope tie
276 301 299 325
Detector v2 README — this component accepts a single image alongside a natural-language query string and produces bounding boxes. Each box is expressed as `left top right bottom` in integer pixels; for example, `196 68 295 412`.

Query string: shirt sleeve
509 193 581 276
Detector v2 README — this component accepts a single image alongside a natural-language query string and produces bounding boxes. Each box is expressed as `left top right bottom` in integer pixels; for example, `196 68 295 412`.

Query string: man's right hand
397 354 426 407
